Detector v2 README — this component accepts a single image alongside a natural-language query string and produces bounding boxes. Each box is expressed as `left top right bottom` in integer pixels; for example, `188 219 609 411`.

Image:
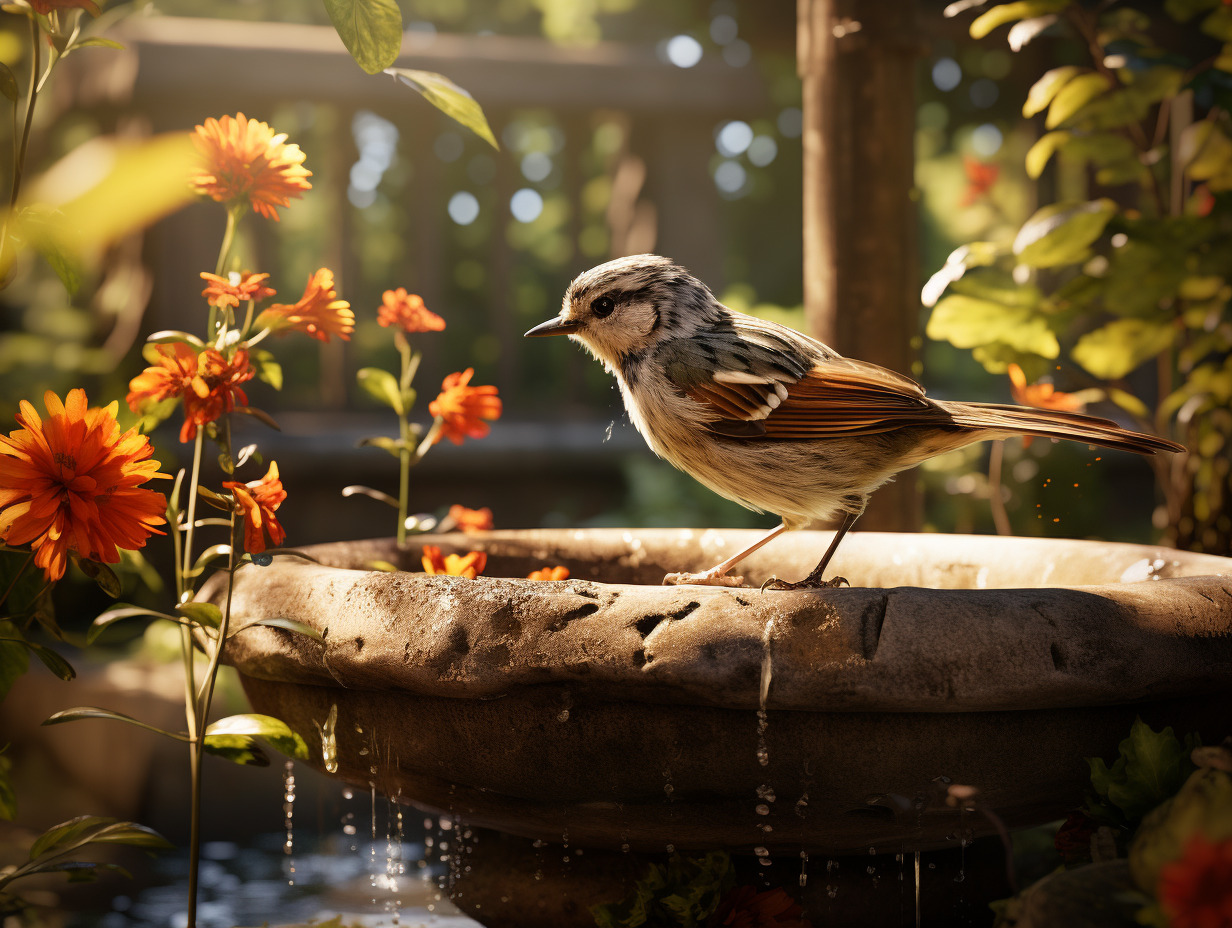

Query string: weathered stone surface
210 530 1232 854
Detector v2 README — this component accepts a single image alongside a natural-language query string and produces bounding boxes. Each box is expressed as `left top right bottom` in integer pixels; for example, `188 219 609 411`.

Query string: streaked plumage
526 255 1185 588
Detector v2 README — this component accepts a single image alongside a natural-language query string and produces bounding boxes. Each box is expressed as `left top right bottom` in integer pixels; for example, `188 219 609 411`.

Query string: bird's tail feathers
940 401 1185 455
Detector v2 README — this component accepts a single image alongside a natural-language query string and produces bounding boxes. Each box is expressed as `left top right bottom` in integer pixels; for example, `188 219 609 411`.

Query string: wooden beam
799 0 923 532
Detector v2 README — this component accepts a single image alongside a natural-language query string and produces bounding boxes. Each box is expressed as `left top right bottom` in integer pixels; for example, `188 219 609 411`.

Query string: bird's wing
659 316 947 440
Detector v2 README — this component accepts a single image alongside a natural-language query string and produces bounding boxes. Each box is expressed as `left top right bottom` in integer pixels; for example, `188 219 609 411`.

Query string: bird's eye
592 296 615 318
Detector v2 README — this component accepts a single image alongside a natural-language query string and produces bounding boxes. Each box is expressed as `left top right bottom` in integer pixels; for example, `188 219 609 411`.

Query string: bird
525 255 1186 589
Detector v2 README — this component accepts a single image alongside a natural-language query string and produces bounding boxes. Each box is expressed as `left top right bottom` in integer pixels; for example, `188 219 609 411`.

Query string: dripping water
914 849 921 928
282 760 296 886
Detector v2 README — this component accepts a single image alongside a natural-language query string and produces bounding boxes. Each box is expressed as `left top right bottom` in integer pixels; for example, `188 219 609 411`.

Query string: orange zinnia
191 113 312 221
200 271 276 310
421 544 486 579
1159 834 1232 928
429 369 502 445
0 390 167 582
1008 363 1087 412
258 268 354 342
127 344 255 443
960 155 999 207
448 504 493 533
527 566 569 581
222 462 287 555
378 289 445 333
708 885 811 928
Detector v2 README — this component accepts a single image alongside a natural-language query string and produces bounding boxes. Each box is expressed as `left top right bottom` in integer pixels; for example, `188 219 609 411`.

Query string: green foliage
322 0 402 74
1084 717 1199 829
970 1 1073 40
592 851 735 928
205 713 310 762
386 68 500 150
1012 199 1117 268
357 366 408 414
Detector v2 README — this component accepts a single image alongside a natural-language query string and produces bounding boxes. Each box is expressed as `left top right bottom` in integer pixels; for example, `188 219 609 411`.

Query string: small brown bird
526 255 1185 589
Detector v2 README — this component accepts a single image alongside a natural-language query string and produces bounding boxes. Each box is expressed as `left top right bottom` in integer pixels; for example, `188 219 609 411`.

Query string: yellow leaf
1023 65 1084 118
1025 130 1071 178
1046 72 1112 129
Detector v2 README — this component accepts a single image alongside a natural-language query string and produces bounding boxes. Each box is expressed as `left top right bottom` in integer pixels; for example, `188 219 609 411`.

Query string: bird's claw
663 571 746 588
760 575 849 592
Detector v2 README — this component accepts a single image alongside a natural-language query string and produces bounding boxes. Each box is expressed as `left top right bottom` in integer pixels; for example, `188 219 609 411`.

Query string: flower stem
0 17 42 279
214 206 239 277
0 552 32 612
397 417 410 548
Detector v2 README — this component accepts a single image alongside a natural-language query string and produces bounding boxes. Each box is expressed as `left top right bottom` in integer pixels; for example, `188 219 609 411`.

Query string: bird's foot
760 575 849 592
663 570 746 588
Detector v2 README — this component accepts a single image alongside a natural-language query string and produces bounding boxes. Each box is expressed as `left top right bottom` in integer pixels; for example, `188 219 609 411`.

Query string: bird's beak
524 315 582 338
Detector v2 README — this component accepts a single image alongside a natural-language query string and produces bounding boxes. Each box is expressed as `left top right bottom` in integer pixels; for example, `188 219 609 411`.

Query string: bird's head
525 255 721 372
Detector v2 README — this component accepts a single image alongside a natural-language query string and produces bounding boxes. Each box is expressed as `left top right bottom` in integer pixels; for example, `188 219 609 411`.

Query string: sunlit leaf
29 816 170 862
1086 718 1197 826
43 707 186 741
206 713 309 760
323 0 402 74
386 68 499 150
341 484 400 506
357 366 404 413
1072 318 1175 380
176 601 222 629
356 435 408 459
88 605 181 644
18 133 197 260
251 348 283 390
1013 199 1118 268
1025 130 1070 178
1023 66 1085 118
969 0 1071 39
1046 72 1111 129
926 294 1060 357
228 616 324 641
65 37 124 53
191 544 232 576
920 242 1003 307
1108 388 1151 420
146 330 206 347
202 733 270 766
1008 13 1058 50
1179 121 1232 184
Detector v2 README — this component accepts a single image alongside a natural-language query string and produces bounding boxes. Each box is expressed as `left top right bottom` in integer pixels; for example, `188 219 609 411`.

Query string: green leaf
251 348 283 391
1180 120 1232 183
1023 65 1084 118
920 242 1004 307
28 643 75 682
1013 199 1118 268
66 37 124 53
1046 72 1112 129
341 484 400 507
228 616 323 641
0 62 17 103
176 601 222 629
88 605 181 644
206 713 309 760
1203 5 1232 40
1166 0 1219 22
1108 388 1151 420
235 406 281 431
1025 130 1070 178
27 226 82 295
43 707 187 741
323 0 403 75
202 734 269 767
74 558 122 598
357 366 404 413
1086 718 1196 826
191 544 232 576
145 329 206 348
29 816 171 862
926 294 1060 356
386 68 500 150
969 0 1070 39
1072 318 1175 380
356 435 409 458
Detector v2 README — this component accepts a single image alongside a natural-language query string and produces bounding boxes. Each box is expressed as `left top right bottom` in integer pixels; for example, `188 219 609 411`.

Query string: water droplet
756 804 770 816
620 843 630 853
557 709 570 722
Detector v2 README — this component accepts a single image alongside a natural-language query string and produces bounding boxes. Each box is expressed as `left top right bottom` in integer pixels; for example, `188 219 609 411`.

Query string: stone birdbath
213 529 1232 925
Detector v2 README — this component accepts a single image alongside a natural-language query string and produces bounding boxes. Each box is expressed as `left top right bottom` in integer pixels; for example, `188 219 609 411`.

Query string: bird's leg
762 510 860 591
663 522 789 588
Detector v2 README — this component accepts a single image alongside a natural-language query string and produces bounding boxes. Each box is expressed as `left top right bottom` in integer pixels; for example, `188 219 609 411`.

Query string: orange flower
127 344 255 443
1008 363 1087 413
429 369 502 445
1159 834 1232 928
378 289 445 333
0 390 167 582
222 462 286 554
200 271 275 309
527 566 569 581
707 886 811 928
448 504 493 533
960 155 999 207
29 0 100 13
421 545 486 579
191 113 311 221
258 268 354 342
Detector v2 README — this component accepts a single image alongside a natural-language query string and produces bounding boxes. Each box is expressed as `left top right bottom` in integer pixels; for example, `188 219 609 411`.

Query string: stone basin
216 529 1232 856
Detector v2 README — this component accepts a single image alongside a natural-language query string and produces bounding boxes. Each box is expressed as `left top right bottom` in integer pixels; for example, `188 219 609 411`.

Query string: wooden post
799 0 922 533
